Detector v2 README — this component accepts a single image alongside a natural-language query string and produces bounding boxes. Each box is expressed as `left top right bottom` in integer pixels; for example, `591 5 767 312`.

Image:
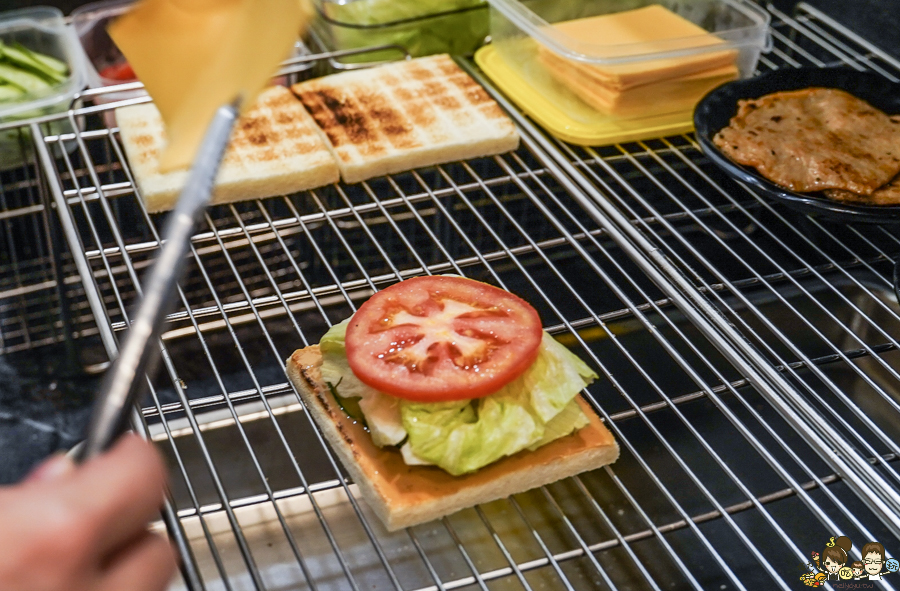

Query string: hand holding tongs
75 99 241 463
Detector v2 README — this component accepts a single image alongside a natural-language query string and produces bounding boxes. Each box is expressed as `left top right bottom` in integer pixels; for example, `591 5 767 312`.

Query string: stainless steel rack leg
32 122 206 591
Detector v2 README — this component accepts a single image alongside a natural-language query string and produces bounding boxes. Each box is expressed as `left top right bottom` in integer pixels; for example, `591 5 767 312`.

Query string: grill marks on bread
301 88 416 157
226 87 328 166
115 86 339 213
117 56 518 211
292 54 520 184
713 88 900 196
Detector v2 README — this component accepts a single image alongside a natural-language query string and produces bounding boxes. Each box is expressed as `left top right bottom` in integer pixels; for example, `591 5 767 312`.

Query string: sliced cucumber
0 84 24 102
13 42 67 76
328 382 368 426
0 42 65 85
0 63 52 94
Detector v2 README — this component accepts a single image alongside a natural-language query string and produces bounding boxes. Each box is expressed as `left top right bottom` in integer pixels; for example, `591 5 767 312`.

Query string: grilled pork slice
116 86 339 213
713 88 900 195
825 175 900 205
286 345 619 532
291 54 520 184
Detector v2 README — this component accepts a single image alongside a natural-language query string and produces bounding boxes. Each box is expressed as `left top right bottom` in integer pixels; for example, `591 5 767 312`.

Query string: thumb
24 452 74 484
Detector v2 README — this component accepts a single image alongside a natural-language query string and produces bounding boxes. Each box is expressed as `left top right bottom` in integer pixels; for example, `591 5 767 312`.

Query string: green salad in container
316 0 488 63
0 41 68 103
0 7 83 171
0 41 74 171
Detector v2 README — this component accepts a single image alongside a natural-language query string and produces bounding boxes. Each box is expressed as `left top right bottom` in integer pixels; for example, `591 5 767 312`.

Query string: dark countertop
0 0 897 484
0 346 98 484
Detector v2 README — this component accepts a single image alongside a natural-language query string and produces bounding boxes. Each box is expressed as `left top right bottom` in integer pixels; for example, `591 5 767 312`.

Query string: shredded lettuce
317 0 488 63
320 321 407 447
318 320 598 475
527 400 590 452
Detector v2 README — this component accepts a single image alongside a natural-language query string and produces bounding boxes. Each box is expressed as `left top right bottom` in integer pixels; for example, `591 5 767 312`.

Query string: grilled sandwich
286 345 618 531
116 85 339 213
291 54 520 184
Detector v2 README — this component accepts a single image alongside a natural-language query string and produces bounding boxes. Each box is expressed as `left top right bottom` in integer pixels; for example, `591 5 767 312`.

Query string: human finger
99 531 178 591
23 452 74 484
63 435 169 556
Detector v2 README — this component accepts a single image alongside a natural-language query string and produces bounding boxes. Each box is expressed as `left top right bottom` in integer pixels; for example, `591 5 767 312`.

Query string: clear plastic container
314 0 489 64
486 0 771 127
0 6 85 168
71 0 315 127
70 0 145 123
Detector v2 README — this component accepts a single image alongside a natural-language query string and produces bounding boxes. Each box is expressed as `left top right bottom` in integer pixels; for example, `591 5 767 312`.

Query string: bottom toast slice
286 345 619 531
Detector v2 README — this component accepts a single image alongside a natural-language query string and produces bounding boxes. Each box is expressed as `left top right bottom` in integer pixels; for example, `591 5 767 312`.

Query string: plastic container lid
316 0 486 27
0 6 86 121
70 0 136 89
487 0 771 66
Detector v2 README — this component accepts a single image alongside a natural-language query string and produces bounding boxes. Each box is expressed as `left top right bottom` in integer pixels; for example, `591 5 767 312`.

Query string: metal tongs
75 99 241 463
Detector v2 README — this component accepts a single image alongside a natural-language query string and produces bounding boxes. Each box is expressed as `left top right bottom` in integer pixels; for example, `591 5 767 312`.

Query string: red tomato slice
99 62 136 81
345 276 543 402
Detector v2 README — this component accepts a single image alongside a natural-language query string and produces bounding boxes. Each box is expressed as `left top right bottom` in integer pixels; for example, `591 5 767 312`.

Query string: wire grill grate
538 0 900 525
0 123 104 359
22 5 900 590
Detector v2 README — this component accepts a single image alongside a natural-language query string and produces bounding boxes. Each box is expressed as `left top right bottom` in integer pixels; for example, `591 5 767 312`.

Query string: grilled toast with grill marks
116 85 339 213
291 54 520 184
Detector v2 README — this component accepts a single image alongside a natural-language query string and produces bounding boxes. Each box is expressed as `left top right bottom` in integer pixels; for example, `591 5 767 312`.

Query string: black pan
694 67 900 225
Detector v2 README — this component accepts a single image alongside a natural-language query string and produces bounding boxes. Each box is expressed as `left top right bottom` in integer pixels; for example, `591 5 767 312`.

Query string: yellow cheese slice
541 50 738 117
541 5 737 90
110 0 313 172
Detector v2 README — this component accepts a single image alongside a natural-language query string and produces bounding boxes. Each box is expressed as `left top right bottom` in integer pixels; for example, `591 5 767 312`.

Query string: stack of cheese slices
538 5 739 118
116 55 519 213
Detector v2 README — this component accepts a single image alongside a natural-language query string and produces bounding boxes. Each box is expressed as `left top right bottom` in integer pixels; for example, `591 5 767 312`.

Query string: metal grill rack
23 4 900 590
0 121 103 364
506 0 900 545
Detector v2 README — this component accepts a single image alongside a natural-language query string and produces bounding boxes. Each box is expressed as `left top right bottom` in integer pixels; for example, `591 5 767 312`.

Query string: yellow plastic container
477 44 700 146
480 0 771 146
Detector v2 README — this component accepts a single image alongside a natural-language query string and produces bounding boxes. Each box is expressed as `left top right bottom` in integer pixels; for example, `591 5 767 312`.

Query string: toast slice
290 54 520 184
116 86 339 213
286 345 619 531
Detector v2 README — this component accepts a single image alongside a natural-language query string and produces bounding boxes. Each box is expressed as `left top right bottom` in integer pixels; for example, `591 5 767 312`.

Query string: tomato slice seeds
345 276 543 402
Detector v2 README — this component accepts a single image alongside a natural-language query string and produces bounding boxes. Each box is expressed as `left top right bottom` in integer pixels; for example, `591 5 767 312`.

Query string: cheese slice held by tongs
75 0 313 462
109 0 313 172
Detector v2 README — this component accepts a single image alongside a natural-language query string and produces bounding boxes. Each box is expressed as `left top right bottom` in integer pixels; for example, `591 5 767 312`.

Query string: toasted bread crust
116 86 339 212
291 55 520 185
286 345 619 531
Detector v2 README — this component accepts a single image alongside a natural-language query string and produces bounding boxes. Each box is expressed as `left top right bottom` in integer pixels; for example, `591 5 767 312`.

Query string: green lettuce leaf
401 392 542 476
318 319 598 475
401 332 596 475
526 334 598 423
322 0 485 26
320 320 407 447
527 400 590 452
318 0 488 63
